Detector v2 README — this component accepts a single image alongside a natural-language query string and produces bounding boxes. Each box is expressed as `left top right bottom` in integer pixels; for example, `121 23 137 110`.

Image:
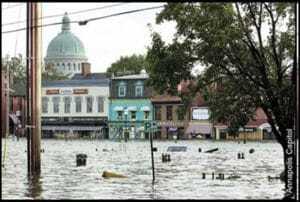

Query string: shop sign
239 127 256 132
60 89 72 95
73 89 88 94
192 108 209 120
46 89 59 95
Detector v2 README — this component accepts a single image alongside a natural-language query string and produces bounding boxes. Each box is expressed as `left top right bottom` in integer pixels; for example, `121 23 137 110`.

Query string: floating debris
204 148 218 153
249 149 255 154
167 146 187 152
102 171 127 178
227 175 241 180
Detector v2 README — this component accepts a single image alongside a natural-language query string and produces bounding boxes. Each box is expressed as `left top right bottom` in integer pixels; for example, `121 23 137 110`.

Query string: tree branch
264 3 282 86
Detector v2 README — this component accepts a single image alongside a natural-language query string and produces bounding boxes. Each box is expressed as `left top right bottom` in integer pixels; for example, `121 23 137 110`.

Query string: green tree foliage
1 54 70 95
2 54 26 95
106 54 150 77
146 3 296 198
42 63 70 81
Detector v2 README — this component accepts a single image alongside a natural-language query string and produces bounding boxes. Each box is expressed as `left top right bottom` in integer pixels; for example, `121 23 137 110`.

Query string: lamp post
124 108 128 142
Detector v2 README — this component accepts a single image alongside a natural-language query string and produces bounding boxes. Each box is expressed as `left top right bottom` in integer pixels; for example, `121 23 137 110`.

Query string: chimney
81 62 91 76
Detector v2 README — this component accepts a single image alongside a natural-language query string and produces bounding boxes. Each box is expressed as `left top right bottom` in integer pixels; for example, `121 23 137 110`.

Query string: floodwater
1 138 285 199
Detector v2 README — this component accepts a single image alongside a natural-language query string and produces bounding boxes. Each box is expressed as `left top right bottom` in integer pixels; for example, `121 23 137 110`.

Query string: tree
1 54 70 96
146 3 296 198
42 63 70 81
106 54 150 77
2 54 26 95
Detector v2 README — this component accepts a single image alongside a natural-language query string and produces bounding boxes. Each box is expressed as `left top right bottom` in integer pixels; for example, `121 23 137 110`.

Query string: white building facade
41 75 110 138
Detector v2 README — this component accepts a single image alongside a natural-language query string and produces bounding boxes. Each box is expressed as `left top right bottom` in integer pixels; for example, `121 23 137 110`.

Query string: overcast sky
2 2 177 73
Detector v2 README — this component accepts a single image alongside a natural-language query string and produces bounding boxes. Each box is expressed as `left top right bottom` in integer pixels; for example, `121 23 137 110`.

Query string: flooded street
1 138 285 199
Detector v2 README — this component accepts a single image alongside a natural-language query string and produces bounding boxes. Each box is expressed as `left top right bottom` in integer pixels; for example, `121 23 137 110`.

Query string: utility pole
26 2 42 175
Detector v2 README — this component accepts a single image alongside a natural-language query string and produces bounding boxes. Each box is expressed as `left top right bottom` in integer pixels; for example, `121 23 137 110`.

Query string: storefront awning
169 127 177 132
185 124 212 134
114 106 124 111
42 126 104 131
127 106 137 111
140 106 151 111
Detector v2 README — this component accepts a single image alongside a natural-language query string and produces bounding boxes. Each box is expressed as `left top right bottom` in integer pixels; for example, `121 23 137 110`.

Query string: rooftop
42 72 109 87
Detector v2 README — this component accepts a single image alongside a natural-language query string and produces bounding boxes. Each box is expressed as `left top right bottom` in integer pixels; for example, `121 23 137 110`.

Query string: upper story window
166 105 173 121
135 81 144 97
42 97 49 113
97 96 104 113
75 97 82 113
86 96 93 113
64 97 71 113
52 97 60 113
155 106 161 120
118 82 126 97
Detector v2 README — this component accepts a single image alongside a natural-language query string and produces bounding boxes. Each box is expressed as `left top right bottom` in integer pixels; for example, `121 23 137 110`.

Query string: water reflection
25 174 43 199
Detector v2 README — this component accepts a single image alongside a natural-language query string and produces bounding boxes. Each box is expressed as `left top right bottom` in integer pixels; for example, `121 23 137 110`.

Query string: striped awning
42 126 104 131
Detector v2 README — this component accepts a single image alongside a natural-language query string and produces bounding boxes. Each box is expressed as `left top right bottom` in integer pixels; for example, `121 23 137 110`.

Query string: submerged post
26 2 42 175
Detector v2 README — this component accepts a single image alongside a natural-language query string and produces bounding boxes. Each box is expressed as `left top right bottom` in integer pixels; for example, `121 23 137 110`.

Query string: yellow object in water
102 171 127 178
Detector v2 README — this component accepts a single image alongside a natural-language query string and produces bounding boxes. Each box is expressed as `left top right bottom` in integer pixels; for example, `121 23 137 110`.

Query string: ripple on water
1 139 285 199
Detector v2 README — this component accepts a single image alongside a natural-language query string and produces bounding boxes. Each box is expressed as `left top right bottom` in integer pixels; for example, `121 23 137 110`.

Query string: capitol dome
44 12 88 78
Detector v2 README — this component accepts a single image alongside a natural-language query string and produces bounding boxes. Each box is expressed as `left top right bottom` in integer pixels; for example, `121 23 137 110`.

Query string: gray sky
2 2 176 73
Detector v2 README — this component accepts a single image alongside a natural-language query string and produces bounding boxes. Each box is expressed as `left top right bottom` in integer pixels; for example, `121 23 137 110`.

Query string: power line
2 3 24 10
2 3 127 27
2 5 164 34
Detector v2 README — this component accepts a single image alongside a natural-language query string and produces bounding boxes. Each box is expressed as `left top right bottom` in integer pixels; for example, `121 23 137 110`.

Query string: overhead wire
2 3 127 27
2 5 164 34
2 3 24 10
